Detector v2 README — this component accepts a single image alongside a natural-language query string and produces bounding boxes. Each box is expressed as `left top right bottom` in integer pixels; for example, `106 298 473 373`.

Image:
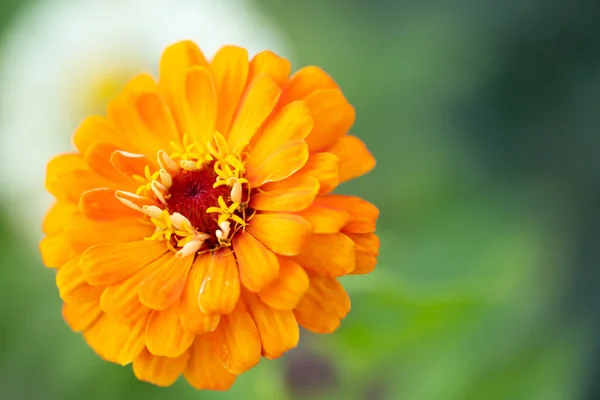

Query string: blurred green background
1 0 599 399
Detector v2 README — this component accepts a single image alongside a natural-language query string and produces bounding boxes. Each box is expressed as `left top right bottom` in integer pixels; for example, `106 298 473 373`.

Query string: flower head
42 41 379 390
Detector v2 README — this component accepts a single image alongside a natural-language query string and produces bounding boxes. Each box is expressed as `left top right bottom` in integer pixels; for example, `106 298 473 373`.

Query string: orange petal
135 92 180 151
246 101 312 179
139 254 194 310
56 255 103 303
84 314 148 365
133 348 190 387
327 135 376 182
72 115 121 154
279 66 338 106
244 291 299 359
198 250 240 315
80 188 141 220
183 66 217 144
259 257 309 310
100 254 171 322
248 50 291 88
62 301 102 332
84 142 131 183
145 303 195 358
63 214 154 246
299 152 340 194
304 89 355 152
39 235 79 268
245 140 309 188
294 275 350 334
43 201 79 235
80 240 167 286
45 153 112 202
180 254 220 334
110 150 156 178
346 233 379 275
233 233 279 292
251 176 319 212
227 75 281 151
294 233 355 277
246 213 312 256
316 195 379 233
209 46 249 134
184 332 236 390
296 201 350 234
218 301 261 374
159 40 208 131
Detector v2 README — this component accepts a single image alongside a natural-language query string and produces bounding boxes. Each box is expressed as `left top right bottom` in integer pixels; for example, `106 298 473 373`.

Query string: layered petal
346 233 380 275
294 233 355 277
145 303 195 357
79 188 141 220
218 302 261 374
62 301 102 332
246 213 312 256
180 254 220 333
294 275 351 333
56 255 103 303
139 254 194 310
327 135 376 182
198 250 240 315
84 314 148 365
248 50 291 87
314 195 379 233
259 258 309 310
133 348 190 387
251 176 319 212
184 332 237 390
233 232 279 292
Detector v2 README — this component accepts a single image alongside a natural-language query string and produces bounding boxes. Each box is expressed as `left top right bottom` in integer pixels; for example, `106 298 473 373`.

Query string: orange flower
41 40 379 390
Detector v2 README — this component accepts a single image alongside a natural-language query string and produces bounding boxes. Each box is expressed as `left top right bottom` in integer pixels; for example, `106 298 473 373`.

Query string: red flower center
166 163 230 238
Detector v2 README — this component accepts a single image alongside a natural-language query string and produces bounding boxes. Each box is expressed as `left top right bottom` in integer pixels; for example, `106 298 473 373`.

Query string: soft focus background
0 0 598 399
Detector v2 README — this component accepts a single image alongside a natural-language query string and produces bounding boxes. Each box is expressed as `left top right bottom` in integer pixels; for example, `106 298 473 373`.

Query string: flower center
116 132 252 258
166 164 234 248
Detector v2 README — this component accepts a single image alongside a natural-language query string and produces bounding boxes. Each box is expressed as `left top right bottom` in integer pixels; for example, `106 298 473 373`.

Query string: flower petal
46 153 112 202
296 201 350 234
40 235 79 268
315 195 379 233
279 66 338 106
251 176 319 212
246 213 312 256
233 233 279 292
63 214 153 246
135 92 180 151
110 150 156 177
145 303 195 357
294 275 350 334
80 188 141 220
327 135 376 182
303 89 355 152
184 332 237 390
294 233 355 277
209 46 249 134
198 250 240 315
249 50 291 87
100 254 171 322
159 40 208 128
244 291 299 359
298 152 340 194
346 233 380 275
183 66 217 144
259 257 309 310
139 254 194 310
72 116 121 154
84 314 148 366
180 254 220 334
43 201 78 235
227 75 281 151
133 348 190 387
80 240 168 286
245 140 309 187
62 301 102 332
56 255 103 303
84 142 131 183
218 301 261 374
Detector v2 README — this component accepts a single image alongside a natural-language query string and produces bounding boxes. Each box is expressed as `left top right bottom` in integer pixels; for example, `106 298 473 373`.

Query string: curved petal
184 332 237 390
198 250 240 315
259 257 309 310
279 66 338 106
233 233 279 292
62 301 102 332
327 135 376 182
303 89 355 152
246 213 312 256
139 254 194 310
346 233 380 275
183 66 217 144
245 140 309 188
251 176 319 213
56 255 103 303
296 201 350 234
217 301 261 374
249 50 291 87
133 348 190 387
180 254 220 334
315 195 379 233
294 275 350 334
294 233 355 277
145 303 195 358
80 188 141 220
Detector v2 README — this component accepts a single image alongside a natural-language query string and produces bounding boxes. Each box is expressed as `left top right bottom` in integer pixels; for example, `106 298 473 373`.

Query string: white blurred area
0 0 292 243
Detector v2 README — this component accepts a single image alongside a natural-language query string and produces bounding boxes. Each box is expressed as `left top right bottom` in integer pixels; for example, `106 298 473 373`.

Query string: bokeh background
0 0 599 399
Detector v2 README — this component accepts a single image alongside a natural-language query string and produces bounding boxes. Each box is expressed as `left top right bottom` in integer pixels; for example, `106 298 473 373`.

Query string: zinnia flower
41 40 379 390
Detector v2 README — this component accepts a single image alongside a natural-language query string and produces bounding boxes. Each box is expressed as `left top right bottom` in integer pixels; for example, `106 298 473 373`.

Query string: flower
0 0 291 238
41 40 379 390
